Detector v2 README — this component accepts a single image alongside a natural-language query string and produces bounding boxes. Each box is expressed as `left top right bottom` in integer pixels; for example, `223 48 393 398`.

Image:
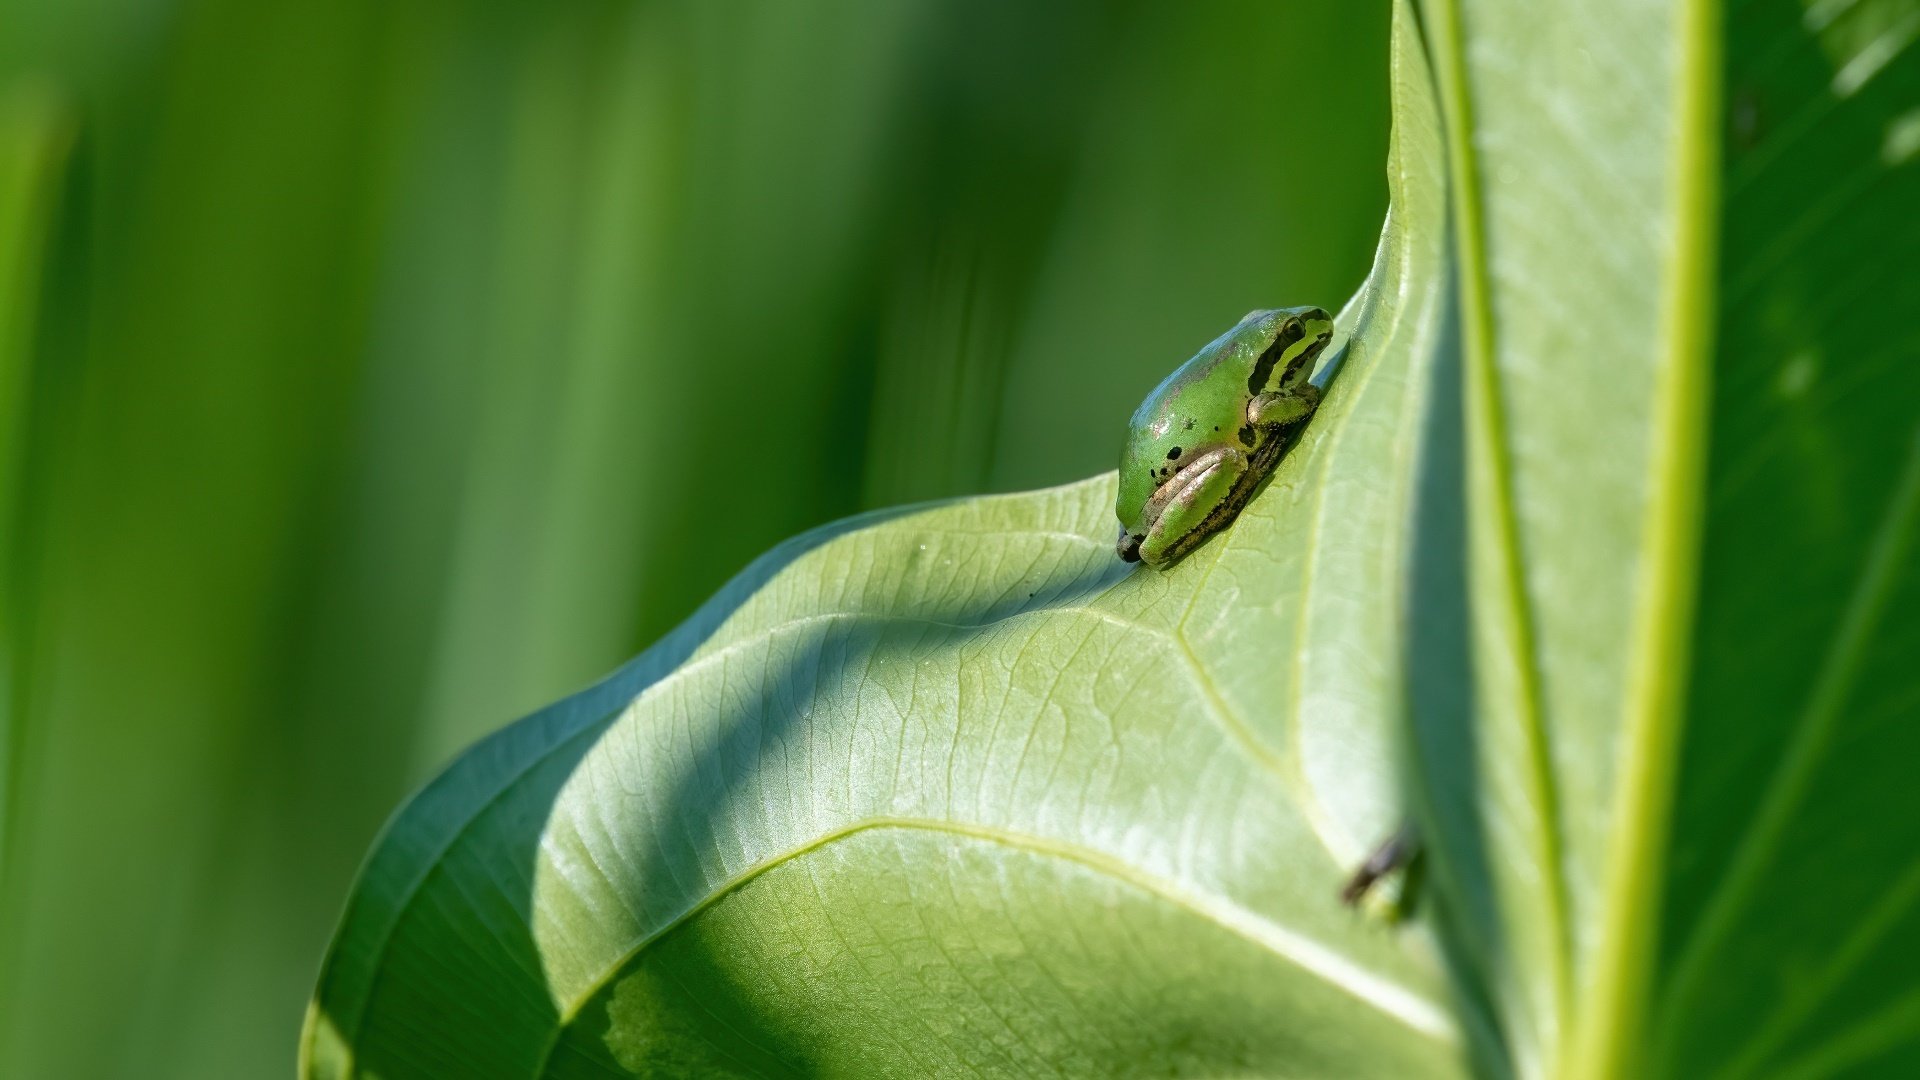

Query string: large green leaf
303 4 1471 1076
1405 0 1920 1076
309 0 1920 1074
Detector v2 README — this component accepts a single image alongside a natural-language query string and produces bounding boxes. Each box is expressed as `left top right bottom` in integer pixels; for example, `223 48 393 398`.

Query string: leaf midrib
1422 0 1575 1050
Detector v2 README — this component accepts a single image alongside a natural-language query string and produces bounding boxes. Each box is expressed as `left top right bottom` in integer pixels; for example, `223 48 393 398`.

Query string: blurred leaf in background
0 1 1387 1076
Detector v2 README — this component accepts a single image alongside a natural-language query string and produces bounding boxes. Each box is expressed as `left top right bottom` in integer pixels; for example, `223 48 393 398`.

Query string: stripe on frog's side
1284 329 1333 385
1247 320 1307 395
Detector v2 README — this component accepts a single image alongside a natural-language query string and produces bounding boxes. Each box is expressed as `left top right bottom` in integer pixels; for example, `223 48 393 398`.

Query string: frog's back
1116 315 1271 522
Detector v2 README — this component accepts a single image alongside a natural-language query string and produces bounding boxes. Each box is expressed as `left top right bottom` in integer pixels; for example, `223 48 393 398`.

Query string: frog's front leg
1249 383 1322 429
1133 445 1249 567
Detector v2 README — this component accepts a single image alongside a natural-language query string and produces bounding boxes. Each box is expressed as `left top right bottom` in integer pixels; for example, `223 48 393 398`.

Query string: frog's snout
1116 528 1144 562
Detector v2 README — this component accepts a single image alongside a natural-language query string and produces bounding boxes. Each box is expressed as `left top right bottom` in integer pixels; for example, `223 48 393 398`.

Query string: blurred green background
0 1 1388 1075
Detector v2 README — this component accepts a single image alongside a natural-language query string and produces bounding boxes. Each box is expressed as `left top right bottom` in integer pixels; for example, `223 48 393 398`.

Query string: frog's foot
1340 825 1419 907
1135 446 1249 568
1249 383 1322 429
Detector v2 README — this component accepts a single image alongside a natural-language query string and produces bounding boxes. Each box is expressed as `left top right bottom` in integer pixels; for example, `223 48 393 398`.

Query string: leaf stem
1567 0 1721 1076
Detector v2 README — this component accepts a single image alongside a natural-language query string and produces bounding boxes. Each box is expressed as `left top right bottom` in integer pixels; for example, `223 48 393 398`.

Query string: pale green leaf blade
1411 0 1709 1068
1412 0 1920 1076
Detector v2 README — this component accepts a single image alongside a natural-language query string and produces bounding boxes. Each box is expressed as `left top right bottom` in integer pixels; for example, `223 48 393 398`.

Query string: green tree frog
1115 306 1334 567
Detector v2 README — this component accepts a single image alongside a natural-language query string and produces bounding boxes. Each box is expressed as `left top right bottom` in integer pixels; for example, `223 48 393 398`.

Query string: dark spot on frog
1238 424 1256 447
1167 446 1182 460
1183 418 1195 431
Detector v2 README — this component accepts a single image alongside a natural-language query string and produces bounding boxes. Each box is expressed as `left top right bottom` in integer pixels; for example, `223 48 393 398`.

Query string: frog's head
1114 307 1334 563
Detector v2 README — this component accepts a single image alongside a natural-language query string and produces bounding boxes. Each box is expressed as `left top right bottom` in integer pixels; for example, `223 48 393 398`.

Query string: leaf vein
543 816 1460 1044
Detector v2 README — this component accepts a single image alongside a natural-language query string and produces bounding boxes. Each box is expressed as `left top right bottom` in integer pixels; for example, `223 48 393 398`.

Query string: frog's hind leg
1136 446 1249 568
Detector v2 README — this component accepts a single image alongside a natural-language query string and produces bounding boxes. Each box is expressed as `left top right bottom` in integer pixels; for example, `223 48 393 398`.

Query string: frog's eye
1247 319 1308 394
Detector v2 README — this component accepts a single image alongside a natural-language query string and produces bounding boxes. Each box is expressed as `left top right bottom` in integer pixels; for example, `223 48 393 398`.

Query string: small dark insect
1340 827 1419 908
